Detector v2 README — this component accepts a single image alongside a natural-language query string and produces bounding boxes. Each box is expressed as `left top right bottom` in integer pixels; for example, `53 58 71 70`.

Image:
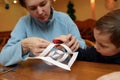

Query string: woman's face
94 28 120 56
25 0 51 22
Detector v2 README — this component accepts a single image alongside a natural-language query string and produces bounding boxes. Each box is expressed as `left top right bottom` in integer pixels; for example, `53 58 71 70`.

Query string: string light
13 0 17 4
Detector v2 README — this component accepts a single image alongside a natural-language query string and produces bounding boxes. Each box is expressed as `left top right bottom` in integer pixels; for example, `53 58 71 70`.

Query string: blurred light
13 0 17 4
90 0 96 19
90 0 95 4
53 0 56 2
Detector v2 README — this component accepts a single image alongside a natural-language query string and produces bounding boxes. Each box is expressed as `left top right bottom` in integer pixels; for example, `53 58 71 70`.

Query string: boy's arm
77 46 120 64
77 46 101 61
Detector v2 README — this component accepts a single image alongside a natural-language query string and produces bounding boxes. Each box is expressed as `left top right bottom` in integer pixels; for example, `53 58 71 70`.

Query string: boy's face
94 28 120 56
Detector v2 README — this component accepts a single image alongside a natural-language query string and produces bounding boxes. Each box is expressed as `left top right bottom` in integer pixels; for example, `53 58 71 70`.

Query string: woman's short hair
19 0 26 7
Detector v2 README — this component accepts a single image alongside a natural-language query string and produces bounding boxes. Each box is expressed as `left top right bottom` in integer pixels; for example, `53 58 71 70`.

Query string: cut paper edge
28 52 78 71
27 43 78 71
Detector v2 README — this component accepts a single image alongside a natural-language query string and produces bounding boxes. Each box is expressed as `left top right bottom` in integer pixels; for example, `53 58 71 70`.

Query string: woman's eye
40 3 46 7
28 6 37 11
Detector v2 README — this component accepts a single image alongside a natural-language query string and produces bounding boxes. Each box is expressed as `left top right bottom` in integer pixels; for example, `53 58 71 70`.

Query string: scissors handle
53 39 63 44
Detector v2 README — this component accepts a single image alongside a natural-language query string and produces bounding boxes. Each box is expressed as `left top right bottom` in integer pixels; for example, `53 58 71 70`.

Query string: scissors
53 39 63 44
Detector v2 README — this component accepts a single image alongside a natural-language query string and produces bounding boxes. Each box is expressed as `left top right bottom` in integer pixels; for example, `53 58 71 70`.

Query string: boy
77 9 120 64
57 9 120 64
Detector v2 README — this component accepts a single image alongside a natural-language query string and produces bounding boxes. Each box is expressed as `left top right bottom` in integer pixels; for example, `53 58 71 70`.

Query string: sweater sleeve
77 46 103 62
76 46 120 64
0 17 29 66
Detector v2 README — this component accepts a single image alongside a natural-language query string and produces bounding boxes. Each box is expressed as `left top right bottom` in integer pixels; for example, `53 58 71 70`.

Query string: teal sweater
0 8 86 66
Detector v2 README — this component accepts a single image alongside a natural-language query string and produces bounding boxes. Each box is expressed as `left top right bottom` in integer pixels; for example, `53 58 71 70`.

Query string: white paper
28 43 78 71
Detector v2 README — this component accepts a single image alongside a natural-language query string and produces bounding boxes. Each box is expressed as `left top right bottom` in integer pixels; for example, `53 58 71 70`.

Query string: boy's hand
54 34 80 52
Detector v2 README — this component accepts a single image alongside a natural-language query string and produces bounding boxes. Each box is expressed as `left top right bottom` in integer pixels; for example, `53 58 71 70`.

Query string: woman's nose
37 7 43 14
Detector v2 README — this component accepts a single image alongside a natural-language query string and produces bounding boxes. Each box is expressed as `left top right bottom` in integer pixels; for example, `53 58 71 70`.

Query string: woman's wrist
21 39 30 55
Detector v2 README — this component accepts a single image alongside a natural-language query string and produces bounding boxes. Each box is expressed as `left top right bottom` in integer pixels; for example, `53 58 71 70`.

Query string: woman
0 0 86 66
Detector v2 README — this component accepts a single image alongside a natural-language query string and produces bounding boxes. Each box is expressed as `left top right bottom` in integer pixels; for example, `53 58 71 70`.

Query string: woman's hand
54 34 80 52
21 37 50 55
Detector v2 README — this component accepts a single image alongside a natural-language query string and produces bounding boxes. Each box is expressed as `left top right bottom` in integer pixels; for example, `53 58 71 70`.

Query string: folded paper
28 43 78 71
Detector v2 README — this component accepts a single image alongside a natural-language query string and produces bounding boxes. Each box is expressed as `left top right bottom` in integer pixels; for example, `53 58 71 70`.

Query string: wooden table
0 60 120 80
